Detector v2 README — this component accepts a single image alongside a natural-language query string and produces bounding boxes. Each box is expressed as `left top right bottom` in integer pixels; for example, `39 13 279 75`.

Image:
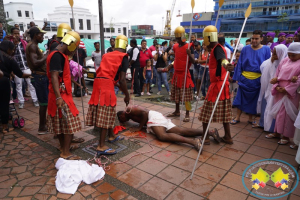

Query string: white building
4 2 35 31
4 2 129 40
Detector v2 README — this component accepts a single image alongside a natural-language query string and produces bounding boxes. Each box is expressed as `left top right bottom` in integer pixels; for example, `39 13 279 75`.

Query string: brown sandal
210 128 221 143
166 112 180 117
63 154 81 160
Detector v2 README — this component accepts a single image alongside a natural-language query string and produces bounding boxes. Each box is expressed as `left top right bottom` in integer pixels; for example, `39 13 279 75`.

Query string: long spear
179 0 195 127
190 3 252 180
190 0 224 128
215 0 224 27
190 54 209 128
68 0 86 127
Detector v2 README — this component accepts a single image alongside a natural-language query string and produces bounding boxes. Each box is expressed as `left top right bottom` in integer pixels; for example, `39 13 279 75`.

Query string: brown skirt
198 99 232 123
86 105 116 129
47 102 81 134
170 77 194 103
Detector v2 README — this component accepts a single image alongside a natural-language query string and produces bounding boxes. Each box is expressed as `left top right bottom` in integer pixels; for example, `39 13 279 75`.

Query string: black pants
0 77 11 124
139 67 145 92
131 66 140 94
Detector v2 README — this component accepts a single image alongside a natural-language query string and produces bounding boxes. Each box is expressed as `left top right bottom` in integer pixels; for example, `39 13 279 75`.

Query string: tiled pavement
0 95 300 200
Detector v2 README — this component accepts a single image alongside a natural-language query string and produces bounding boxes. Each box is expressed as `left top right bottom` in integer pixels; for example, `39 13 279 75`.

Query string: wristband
56 97 62 101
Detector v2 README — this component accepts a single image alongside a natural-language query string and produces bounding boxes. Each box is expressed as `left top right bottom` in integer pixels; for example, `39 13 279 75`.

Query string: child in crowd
266 43 300 145
92 42 101 71
229 51 240 104
142 59 153 95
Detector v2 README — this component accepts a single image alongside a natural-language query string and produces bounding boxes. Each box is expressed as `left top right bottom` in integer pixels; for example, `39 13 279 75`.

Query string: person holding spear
166 26 195 122
198 25 235 144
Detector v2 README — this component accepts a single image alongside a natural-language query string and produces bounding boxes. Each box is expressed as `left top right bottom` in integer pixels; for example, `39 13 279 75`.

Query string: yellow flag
219 0 224 7
245 3 252 18
68 0 74 7
191 0 195 9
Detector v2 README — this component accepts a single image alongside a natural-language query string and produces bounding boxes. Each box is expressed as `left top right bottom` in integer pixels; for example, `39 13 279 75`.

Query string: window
27 24 30 29
32 12 34 19
25 11 29 17
70 18 74 29
80 35 84 39
6 12 9 18
19 24 24 31
88 35 91 39
87 19 91 30
17 10 22 17
105 28 110 32
118 28 121 33
79 19 83 30
110 28 115 33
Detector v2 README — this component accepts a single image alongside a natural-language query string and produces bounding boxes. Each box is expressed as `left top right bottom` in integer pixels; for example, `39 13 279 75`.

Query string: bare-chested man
117 106 221 151
26 27 48 134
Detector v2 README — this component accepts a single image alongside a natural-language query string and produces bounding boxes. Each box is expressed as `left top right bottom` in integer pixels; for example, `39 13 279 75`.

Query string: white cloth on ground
146 110 176 133
55 158 105 194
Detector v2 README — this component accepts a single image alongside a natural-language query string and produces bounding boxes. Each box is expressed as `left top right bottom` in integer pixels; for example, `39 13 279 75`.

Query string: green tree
5 18 14 34
277 12 289 30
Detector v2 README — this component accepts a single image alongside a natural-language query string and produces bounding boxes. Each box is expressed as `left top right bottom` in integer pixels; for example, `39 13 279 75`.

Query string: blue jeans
157 72 169 92
199 67 210 96
31 74 49 106
189 69 196 92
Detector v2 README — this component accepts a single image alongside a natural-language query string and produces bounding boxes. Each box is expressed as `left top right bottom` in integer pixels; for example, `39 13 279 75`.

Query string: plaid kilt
198 99 232 123
170 77 193 103
47 102 81 134
86 105 116 129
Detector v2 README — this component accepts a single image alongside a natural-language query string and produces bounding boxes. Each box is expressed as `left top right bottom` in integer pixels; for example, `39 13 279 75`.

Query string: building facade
213 0 300 37
131 25 156 36
4 2 35 32
4 2 129 40
180 12 219 37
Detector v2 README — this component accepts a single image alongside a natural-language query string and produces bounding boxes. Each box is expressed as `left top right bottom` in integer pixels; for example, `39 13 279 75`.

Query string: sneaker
141 92 144 95
169 92 171 95
157 91 161 95
33 101 40 107
162 84 165 88
151 84 155 87
19 103 24 109
147 92 151 96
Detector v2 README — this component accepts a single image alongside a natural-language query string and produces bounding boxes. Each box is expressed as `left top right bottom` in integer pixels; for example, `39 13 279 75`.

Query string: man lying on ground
117 105 221 151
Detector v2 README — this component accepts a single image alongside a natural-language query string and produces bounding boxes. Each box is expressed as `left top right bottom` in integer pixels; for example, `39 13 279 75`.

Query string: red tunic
206 44 230 102
47 51 79 117
88 51 127 106
172 43 194 88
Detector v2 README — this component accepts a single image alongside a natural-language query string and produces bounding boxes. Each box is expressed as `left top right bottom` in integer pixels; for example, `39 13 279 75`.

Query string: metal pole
71 7 86 127
179 9 193 127
190 54 210 128
98 0 105 57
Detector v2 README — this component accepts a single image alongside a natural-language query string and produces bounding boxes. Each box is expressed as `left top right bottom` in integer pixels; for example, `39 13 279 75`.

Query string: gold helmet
57 23 72 38
203 25 218 46
174 26 186 42
61 31 80 52
115 35 128 50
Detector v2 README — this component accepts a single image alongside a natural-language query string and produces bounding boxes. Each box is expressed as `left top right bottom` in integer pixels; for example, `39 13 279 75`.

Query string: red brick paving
0 96 299 199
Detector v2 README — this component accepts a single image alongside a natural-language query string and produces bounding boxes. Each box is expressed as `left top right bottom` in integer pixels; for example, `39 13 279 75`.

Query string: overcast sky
4 0 215 32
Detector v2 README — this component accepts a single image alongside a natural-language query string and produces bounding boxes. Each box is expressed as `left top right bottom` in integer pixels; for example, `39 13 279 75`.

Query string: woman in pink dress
266 43 300 145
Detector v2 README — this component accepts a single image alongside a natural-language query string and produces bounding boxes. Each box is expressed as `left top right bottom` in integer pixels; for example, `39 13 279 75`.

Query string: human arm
51 71 63 108
225 41 234 52
27 44 47 70
143 67 146 80
0 69 3 78
42 22 47 30
129 48 139 66
186 47 195 63
162 51 168 62
118 57 130 106
91 52 95 62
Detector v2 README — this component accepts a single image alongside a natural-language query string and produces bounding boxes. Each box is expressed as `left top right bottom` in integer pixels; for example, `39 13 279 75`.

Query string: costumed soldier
198 25 234 144
166 26 195 122
49 23 72 51
47 31 82 160
86 35 130 156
